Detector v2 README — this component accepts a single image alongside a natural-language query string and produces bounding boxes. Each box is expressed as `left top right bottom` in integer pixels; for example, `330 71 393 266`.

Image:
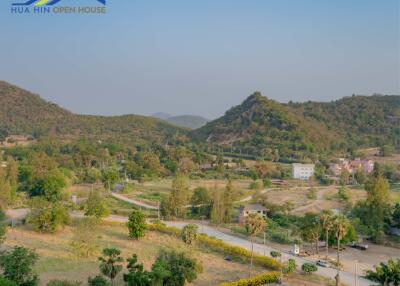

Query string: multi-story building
292 163 315 180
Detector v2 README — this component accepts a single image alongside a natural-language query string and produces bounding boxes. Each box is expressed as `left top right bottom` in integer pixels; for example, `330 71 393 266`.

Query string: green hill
0 81 186 144
192 92 400 161
166 115 208 129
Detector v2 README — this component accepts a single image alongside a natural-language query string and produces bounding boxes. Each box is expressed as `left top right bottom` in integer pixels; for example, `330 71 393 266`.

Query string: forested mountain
192 92 400 161
0 81 186 143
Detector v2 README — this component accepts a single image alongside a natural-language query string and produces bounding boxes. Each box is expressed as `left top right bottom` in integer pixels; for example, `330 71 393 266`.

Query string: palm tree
320 210 333 260
365 259 400 286
245 213 267 277
332 215 349 286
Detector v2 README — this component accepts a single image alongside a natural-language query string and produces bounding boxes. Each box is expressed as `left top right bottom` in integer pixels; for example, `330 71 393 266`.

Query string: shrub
127 210 146 239
0 277 17 286
301 263 317 275
148 223 280 270
283 259 296 274
249 182 262 190
270 251 281 258
84 190 110 220
88 276 109 286
218 271 279 286
47 280 82 286
151 249 202 286
263 178 272 187
27 198 70 233
181 224 198 247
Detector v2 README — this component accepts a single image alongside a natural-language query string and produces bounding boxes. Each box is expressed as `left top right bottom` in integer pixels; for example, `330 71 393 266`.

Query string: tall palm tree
333 215 349 286
245 213 267 277
320 210 334 260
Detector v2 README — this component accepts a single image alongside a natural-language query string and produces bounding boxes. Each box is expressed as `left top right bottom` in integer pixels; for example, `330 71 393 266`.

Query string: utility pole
354 260 358 286
157 201 160 220
263 233 266 256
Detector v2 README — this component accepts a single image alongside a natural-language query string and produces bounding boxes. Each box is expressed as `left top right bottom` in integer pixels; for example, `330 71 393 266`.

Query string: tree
300 213 321 255
210 188 224 224
127 210 146 240
393 203 400 227
320 210 334 260
29 170 66 202
301 263 317 275
0 208 6 245
332 215 349 286
164 174 189 218
84 190 110 220
0 246 39 286
98 248 123 286
222 180 236 223
340 170 350 185
123 254 152 286
365 174 390 241
27 198 70 233
365 259 400 286
190 187 211 218
101 168 120 191
245 214 266 277
181 224 198 248
0 167 12 209
151 249 202 286
355 168 367 185
70 217 99 258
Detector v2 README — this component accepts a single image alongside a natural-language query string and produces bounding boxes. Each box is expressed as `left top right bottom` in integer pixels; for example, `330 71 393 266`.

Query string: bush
249 182 262 190
181 224 198 247
218 271 279 286
151 249 202 286
0 277 17 286
84 190 110 220
270 251 281 258
263 178 272 187
127 210 146 239
148 223 281 270
88 276 109 286
47 280 82 286
27 198 70 233
283 259 296 274
301 263 317 275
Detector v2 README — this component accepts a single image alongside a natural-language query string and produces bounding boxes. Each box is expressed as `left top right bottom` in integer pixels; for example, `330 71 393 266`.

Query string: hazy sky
0 0 399 119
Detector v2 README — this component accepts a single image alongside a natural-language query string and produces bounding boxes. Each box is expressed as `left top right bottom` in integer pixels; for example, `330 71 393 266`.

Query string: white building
292 163 315 180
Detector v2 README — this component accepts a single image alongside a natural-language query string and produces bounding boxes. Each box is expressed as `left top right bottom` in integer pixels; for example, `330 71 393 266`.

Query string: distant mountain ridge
153 113 208 129
0 81 186 143
192 92 400 161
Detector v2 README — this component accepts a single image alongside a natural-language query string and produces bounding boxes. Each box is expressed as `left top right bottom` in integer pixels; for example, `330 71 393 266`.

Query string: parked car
349 242 368 250
316 260 329 268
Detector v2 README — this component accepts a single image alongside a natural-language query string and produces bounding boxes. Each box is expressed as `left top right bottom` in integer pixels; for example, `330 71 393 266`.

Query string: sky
0 0 399 119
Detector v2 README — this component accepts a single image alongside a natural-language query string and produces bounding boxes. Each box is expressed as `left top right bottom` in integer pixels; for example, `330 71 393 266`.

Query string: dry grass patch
3 224 263 286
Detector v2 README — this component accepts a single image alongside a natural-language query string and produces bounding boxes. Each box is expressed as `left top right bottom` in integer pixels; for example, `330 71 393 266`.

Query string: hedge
147 223 281 270
218 272 280 286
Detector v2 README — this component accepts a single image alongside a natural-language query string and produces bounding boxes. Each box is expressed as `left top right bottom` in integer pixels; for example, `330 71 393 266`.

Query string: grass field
2 223 267 286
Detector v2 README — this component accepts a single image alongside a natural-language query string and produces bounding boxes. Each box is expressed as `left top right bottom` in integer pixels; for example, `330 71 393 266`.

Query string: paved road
166 221 370 286
111 192 158 210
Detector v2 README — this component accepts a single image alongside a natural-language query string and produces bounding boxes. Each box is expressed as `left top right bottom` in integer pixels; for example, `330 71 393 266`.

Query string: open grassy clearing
2 223 267 286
